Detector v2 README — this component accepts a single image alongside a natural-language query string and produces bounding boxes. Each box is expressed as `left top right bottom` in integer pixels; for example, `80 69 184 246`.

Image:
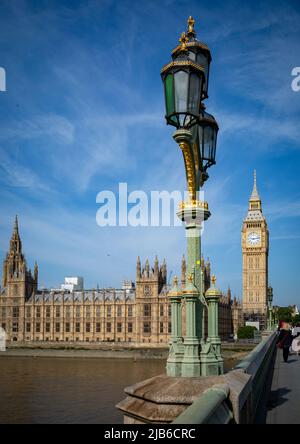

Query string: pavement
266 349 300 424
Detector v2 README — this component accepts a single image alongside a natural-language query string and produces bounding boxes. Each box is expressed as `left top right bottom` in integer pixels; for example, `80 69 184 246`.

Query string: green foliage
293 314 300 325
276 307 293 323
237 326 257 339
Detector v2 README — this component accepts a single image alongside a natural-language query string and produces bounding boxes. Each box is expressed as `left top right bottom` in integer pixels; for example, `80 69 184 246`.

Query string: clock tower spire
242 171 269 329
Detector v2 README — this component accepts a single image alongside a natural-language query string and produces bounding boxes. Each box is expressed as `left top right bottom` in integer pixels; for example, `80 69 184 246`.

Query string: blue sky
0 0 299 307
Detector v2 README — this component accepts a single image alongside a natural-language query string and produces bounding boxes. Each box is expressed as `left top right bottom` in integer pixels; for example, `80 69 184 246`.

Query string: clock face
247 232 261 246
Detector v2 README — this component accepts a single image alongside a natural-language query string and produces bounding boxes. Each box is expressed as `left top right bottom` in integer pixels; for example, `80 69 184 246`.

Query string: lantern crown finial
179 32 189 51
211 275 217 287
187 16 196 37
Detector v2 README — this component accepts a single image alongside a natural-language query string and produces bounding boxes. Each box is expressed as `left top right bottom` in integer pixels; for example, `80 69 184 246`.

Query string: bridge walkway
266 349 300 424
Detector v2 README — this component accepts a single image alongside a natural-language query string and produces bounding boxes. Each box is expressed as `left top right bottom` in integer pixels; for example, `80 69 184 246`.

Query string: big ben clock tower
242 171 269 325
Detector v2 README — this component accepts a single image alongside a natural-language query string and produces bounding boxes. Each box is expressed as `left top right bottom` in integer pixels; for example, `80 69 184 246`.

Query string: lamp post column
166 277 184 377
201 276 224 376
181 275 201 377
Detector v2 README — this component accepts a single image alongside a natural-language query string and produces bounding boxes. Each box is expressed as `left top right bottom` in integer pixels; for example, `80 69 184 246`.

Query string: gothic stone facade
0 218 242 344
242 172 269 328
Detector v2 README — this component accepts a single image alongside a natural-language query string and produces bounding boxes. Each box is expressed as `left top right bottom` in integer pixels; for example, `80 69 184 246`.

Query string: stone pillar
201 276 224 376
181 275 201 377
166 277 184 377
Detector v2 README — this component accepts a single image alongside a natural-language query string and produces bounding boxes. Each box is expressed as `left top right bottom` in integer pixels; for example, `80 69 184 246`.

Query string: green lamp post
161 17 220 377
267 286 274 331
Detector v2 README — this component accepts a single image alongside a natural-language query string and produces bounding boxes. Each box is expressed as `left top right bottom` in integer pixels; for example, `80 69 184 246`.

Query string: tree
237 326 257 339
276 307 293 323
293 314 300 325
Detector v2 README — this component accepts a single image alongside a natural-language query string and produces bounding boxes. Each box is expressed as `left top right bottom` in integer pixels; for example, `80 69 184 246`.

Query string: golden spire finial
173 276 178 286
187 16 196 36
179 32 189 51
188 273 193 283
211 275 217 286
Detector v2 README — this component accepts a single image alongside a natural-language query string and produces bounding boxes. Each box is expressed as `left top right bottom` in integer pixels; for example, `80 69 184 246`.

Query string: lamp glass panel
188 73 201 114
165 74 175 116
174 70 189 113
188 50 196 62
196 52 209 93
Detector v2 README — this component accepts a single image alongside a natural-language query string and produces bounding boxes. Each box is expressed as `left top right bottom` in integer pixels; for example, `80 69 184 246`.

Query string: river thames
0 356 237 424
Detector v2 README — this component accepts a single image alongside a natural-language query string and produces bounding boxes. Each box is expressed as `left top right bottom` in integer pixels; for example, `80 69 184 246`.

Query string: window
36 323 40 333
76 306 80 318
128 306 133 317
160 322 164 334
46 323 50 333
1 323 6 331
143 304 151 317
106 323 111 333
85 307 91 319
107 306 112 317
96 306 101 317
75 323 80 333
86 323 91 333
13 306 19 318
26 307 31 318
249 257 253 269
45 307 51 318
143 322 151 334
144 285 151 296
55 307 60 318
65 307 71 319
117 306 122 317
168 322 171 334
117 323 122 333
26 323 31 333
55 323 60 333
13 323 19 333
160 305 164 317
36 307 41 318
128 322 133 333
168 304 171 317
96 323 101 333
1 307 6 318
65 323 70 333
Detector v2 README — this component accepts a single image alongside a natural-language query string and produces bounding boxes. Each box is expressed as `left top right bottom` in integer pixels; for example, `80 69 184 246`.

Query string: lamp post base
166 340 184 377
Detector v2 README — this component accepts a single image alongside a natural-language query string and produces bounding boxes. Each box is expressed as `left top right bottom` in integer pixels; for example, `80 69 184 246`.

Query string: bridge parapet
171 331 277 424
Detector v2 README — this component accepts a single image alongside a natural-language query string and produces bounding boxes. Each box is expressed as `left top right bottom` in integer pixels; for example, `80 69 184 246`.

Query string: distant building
61 277 84 292
0 218 242 344
242 171 269 330
121 280 135 291
0 327 6 351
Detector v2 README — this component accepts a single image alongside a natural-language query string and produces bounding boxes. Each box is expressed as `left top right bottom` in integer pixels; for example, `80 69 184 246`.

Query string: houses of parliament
0 172 269 345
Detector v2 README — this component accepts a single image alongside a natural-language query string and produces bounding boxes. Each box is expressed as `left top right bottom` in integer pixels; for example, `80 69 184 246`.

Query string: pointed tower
227 286 232 304
1 216 38 341
242 171 269 325
34 262 39 292
154 256 159 277
136 256 141 280
145 259 150 278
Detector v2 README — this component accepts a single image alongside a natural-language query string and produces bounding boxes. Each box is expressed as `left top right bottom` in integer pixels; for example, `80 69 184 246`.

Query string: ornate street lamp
161 32 205 129
191 105 219 186
171 16 212 100
162 17 221 378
